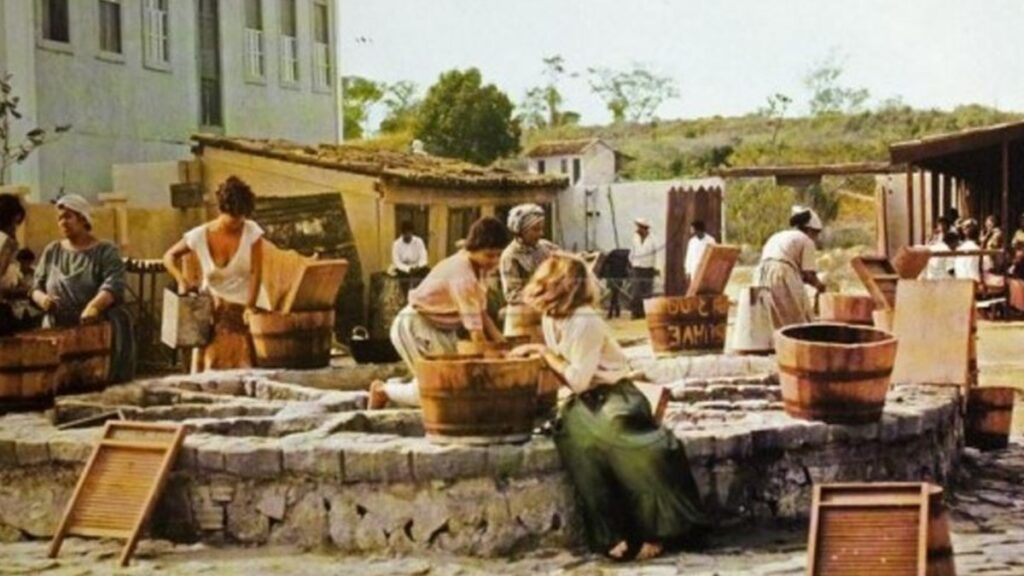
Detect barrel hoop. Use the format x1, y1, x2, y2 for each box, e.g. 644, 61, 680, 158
927, 546, 954, 559
778, 365, 892, 383
783, 399, 883, 411
252, 328, 332, 339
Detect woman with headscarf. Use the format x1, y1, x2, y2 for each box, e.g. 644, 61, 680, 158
163, 176, 265, 372
31, 194, 135, 382
499, 203, 558, 340
754, 206, 826, 328
369, 217, 509, 409
0, 194, 27, 336
510, 253, 708, 561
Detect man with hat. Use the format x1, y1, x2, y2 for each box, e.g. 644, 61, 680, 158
629, 217, 658, 319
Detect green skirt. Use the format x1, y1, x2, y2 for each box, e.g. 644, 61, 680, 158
554, 380, 709, 552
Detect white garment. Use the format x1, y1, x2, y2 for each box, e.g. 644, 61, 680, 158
630, 233, 658, 269
684, 233, 717, 277
955, 240, 982, 282
392, 235, 428, 273
542, 306, 630, 394
760, 229, 817, 272
923, 241, 954, 280
0, 231, 17, 290
183, 220, 264, 305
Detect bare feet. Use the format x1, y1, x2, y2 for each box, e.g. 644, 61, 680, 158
368, 380, 388, 410
607, 540, 629, 560
635, 541, 663, 561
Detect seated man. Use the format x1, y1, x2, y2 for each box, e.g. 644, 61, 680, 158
955, 220, 983, 289
923, 231, 959, 280
392, 221, 429, 276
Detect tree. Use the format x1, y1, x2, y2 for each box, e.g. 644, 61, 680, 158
587, 64, 679, 123
415, 68, 521, 165
804, 50, 869, 117
519, 55, 580, 130
341, 75, 384, 140
759, 92, 792, 150
379, 81, 420, 134
0, 74, 70, 185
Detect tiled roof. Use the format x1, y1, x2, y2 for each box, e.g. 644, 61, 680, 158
192, 134, 567, 190
524, 138, 603, 158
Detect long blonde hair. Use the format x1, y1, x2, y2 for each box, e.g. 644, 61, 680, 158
523, 253, 599, 317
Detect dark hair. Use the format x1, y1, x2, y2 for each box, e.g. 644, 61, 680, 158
963, 221, 980, 241
16, 248, 35, 262
400, 221, 414, 234
789, 210, 812, 229
216, 176, 256, 217
464, 216, 510, 251
691, 220, 706, 233
0, 194, 26, 230
943, 231, 961, 246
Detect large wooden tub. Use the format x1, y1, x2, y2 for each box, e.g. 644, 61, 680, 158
0, 336, 61, 413
775, 323, 898, 424
416, 355, 543, 445
33, 322, 112, 395
644, 295, 730, 355
818, 294, 875, 325
250, 310, 334, 369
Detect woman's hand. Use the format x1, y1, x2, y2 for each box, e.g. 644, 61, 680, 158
509, 343, 546, 358
243, 306, 257, 326
34, 292, 61, 312
80, 305, 102, 323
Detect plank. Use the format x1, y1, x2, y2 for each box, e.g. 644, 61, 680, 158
891, 246, 932, 279
685, 244, 741, 297
280, 259, 349, 313
851, 255, 899, 309
808, 483, 930, 576
49, 421, 186, 567
890, 279, 975, 387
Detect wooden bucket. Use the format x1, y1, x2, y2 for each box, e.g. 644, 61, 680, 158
249, 310, 334, 369
775, 323, 898, 424
454, 340, 561, 416
965, 386, 1015, 450
31, 322, 112, 395
0, 336, 61, 413
415, 355, 542, 445
644, 295, 730, 355
503, 304, 543, 342
926, 484, 956, 576
819, 294, 875, 325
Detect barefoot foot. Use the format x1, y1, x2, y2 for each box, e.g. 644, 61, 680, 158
635, 542, 663, 561
368, 380, 389, 410
607, 540, 629, 560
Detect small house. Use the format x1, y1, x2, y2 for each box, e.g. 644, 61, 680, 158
524, 138, 630, 187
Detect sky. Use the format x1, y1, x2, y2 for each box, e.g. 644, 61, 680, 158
339, 0, 1024, 126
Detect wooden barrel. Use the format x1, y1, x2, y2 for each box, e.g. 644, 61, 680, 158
775, 323, 898, 424
503, 304, 544, 342
644, 295, 730, 355
31, 322, 112, 395
0, 336, 61, 413
927, 484, 956, 576
819, 294, 875, 325
965, 386, 1015, 450
249, 310, 334, 369
416, 355, 542, 445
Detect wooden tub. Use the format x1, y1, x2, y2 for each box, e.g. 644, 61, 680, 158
818, 294, 875, 325
0, 336, 61, 413
31, 322, 112, 395
965, 386, 1015, 450
644, 295, 730, 355
775, 323, 898, 424
249, 310, 334, 369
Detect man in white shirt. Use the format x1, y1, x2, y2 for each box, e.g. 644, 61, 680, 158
629, 218, 658, 318
684, 220, 717, 286
392, 221, 429, 275
954, 220, 982, 287
923, 231, 959, 280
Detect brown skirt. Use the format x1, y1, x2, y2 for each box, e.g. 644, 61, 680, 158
193, 302, 253, 372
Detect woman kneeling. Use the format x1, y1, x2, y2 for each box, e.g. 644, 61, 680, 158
513, 253, 708, 561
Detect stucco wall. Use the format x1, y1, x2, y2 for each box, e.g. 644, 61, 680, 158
581, 145, 617, 187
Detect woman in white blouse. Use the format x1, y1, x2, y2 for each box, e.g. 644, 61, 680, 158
163, 177, 265, 371
511, 253, 708, 561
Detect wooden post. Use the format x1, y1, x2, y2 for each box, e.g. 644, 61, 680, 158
930, 171, 940, 236
1003, 140, 1011, 257
664, 186, 691, 297
876, 178, 889, 257
918, 170, 927, 245
906, 166, 915, 247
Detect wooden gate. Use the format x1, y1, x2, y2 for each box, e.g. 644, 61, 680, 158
664, 184, 724, 296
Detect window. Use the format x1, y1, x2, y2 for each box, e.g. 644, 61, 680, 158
447, 207, 481, 256
244, 0, 265, 80
395, 205, 430, 244
312, 0, 332, 89
560, 158, 568, 174
142, 0, 169, 67
40, 0, 70, 43
536, 160, 546, 175
572, 158, 581, 184
279, 0, 298, 84
98, 0, 122, 54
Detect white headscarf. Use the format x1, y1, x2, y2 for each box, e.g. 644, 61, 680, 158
791, 205, 822, 231
507, 203, 545, 235
55, 194, 93, 226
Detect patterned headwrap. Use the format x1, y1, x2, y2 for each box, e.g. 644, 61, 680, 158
55, 194, 93, 226
507, 203, 545, 235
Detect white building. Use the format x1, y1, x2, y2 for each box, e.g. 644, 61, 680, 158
0, 0, 340, 202
524, 138, 628, 187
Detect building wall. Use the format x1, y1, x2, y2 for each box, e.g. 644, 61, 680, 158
0, 0, 43, 195
528, 143, 618, 188
5, 0, 339, 203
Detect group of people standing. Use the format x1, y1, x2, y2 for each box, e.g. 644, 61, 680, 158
924, 211, 1024, 287
371, 204, 708, 560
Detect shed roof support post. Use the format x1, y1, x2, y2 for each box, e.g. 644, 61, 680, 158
1003, 140, 1011, 256
906, 165, 915, 247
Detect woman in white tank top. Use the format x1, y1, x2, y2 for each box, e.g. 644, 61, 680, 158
163, 177, 265, 371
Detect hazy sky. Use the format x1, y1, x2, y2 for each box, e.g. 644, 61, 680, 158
339, 0, 1024, 125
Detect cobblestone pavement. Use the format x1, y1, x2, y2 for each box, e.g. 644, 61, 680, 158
1, 441, 1021, 575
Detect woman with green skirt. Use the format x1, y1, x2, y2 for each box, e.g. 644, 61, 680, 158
511, 253, 708, 561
